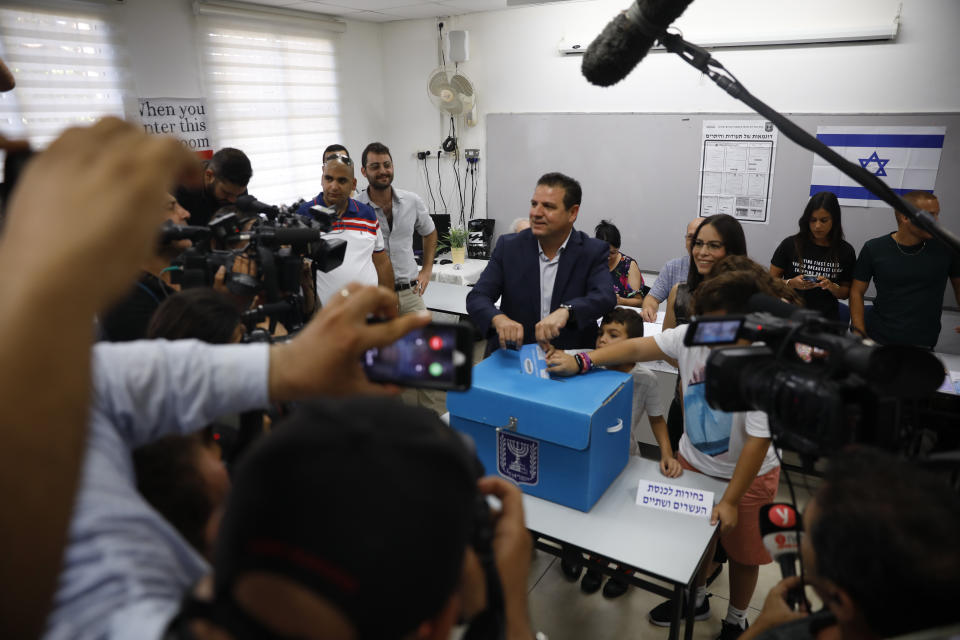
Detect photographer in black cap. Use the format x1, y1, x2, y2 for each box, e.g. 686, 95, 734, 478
168, 399, 536, 640
176, 147, 253, 227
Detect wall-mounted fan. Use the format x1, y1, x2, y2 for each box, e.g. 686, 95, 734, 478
427, 66, 477, 125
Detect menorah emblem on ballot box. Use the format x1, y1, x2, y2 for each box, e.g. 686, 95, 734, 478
507, 440, 529, 471
497, 425, 539, 486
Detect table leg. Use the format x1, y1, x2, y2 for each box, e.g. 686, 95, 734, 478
669, 583, 683, 640
684, 580, 698, 640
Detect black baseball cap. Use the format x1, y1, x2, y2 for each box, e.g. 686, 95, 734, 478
213, 397, 479, 639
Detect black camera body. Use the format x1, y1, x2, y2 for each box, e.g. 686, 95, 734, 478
685, 294, 946, 457
167, 198, 346, 332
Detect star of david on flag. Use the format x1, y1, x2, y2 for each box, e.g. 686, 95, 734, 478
809, 125, 945, 208
859, 151, 890, 177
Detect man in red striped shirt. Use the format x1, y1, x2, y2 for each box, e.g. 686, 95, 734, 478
297, 155, 395, 305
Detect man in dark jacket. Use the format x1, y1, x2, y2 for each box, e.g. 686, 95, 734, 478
467, 172, 615, 355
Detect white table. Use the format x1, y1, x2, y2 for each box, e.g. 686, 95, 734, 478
430, 255, 488, 286
524, 457, 726, 640
422, 281, 472, 316
440, 409, 724, 640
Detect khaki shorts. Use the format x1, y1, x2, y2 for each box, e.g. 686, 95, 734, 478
397, 285, 427, 315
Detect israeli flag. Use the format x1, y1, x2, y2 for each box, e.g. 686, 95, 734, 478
809, 125, 946, 208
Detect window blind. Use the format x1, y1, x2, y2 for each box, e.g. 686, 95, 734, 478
0, 5, 129, 150
197, 14, 343, 205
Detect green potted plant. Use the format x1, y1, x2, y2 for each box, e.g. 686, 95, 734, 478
440, 226, 468, 264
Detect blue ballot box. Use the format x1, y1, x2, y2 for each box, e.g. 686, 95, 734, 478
447, 349, 633, 512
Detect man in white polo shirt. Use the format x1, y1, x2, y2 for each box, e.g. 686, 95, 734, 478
296, 155, 395, 305
356, 142, 437, 316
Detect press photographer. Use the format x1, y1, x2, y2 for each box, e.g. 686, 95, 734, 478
175, 147, 252, 227
44, 282, 539, 640
166, 399, 535, 640
683, 279, 958, 639
100, 192, 195, 342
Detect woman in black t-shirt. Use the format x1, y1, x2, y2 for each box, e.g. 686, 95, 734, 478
770, 191, 856, 319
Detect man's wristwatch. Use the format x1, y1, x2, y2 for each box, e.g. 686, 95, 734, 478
559, 303, 576, 326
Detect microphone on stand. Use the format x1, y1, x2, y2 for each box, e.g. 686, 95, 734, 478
581, 0, 697, 87
758, 502, 808, 610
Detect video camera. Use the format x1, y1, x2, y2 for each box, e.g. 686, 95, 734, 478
166, 196, 346, 331
684, 293, 948, 458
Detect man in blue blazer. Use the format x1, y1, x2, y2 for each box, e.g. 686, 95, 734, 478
467, 172, 616, 355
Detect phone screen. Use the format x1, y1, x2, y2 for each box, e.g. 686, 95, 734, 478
363, 323, 471, 390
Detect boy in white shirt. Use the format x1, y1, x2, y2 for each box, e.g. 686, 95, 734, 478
548, 266, 783, 640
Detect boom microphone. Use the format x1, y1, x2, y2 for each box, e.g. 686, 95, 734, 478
581, 0, 696, 87
758, 503, 806, 609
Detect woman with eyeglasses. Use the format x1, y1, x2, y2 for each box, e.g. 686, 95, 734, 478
770, 191, 856, 320
663, 214, 747, 331
595, 219, 646, 307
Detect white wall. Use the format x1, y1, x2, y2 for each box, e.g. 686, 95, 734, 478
380, 0, 960, 222
115, 0, 203, 99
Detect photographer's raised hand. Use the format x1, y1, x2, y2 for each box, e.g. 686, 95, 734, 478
268, 283, 431, 401
2, 117, 193, 309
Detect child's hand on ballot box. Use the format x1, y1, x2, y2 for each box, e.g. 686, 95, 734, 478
546, 350, 579, 376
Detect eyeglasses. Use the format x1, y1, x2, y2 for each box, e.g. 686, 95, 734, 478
324, 154, 352, 166
365, 161, 392, 171
692, 240, 725, 251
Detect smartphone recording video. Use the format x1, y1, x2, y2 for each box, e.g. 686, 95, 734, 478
364, 321, 472, 390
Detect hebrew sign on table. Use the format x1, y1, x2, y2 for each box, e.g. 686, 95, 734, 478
636, 480, 714, 519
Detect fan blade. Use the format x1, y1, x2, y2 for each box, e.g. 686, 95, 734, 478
450, 74, 474, 97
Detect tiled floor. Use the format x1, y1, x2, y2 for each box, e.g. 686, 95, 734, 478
521, 465, 822, 640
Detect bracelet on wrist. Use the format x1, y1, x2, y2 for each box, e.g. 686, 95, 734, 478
573, 353, 584, 373
580, 352, 593, 373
